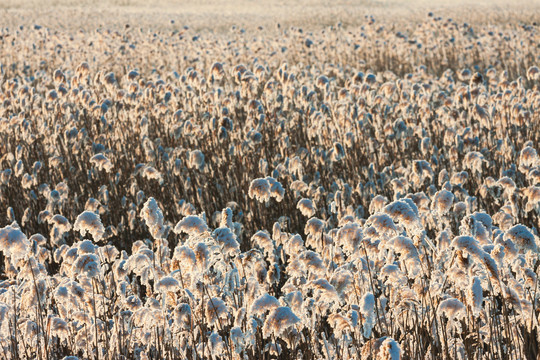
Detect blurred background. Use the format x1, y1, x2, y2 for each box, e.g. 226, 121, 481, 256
1, 0, 539, 31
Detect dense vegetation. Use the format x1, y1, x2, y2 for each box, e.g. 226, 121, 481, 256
0, 7, 539, 359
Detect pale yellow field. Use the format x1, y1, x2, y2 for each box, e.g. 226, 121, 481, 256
1, 0, 540, 31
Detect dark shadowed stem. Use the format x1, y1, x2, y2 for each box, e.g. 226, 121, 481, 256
92, 279, 100, 360
203, 286, 233, 360
361, 242, 388, 335
29, 258, 49, 360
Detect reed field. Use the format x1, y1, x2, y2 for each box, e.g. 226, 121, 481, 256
0, 1, 539, 359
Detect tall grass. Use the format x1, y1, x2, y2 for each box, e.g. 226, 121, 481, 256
0, 7, 539, 360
